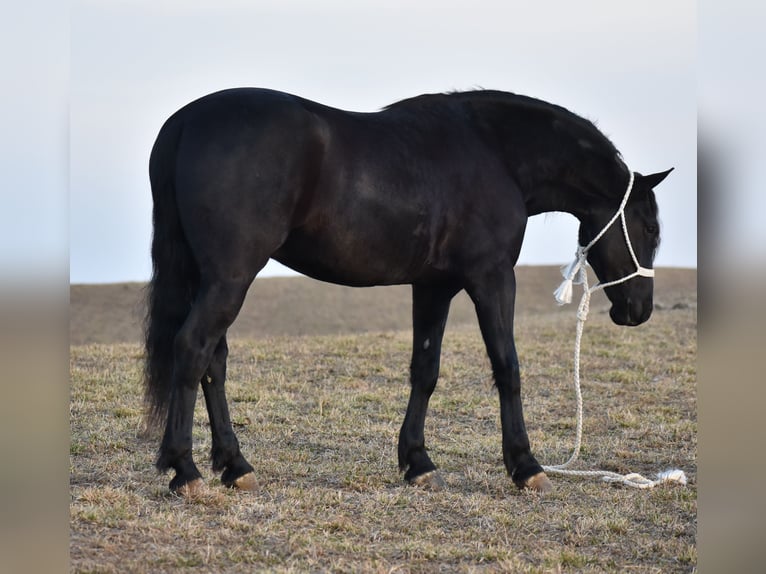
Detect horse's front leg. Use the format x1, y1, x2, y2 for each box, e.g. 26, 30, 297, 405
398, 283, 460, 489
466, 268, 552, 493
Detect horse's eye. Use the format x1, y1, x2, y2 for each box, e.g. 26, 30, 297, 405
645, 224, 658, 235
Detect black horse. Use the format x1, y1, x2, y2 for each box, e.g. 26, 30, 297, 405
144, 88, 672, 495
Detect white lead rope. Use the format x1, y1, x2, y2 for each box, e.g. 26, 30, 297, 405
544, 170, 687, 489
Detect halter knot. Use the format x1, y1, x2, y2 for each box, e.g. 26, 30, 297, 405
554, 246, 588, 306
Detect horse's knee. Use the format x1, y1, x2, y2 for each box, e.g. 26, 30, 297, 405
410, 353, 440, 393
494, 361, 521, 394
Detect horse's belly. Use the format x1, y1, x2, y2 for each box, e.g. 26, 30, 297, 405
272, 226, 429, 287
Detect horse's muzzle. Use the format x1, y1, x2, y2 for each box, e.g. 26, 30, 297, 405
609, 298, 653, 327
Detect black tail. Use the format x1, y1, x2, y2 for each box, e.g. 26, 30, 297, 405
144, 115, 198, 430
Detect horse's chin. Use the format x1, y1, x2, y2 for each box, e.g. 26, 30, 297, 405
609, 303, 652, 327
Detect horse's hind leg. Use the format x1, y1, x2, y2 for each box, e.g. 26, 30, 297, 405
201, 335, 257, 490
157, 278, 253, 494
398, 283, 460, 489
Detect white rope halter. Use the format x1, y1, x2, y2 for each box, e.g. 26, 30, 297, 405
544, 170, 687, 489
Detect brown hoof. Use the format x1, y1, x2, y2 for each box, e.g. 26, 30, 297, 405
173, 477, 205, 497
409, 470, 446, 491
232, 472, 258, 491
523, 472, 553, 493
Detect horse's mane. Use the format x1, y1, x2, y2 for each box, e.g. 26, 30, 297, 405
385, 90, 623, 194
386, 90, 609, 141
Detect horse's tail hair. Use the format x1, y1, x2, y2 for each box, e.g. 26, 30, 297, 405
143, 115, 198, 431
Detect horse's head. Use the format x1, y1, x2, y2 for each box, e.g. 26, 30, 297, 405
578, 169, 673, 326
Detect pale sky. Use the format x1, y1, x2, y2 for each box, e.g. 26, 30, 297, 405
69, 0, 697, 283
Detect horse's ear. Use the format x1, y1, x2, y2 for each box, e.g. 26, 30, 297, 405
637, 168, 674, 190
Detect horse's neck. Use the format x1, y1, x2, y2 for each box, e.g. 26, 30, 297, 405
465, 96, 621, 220
517, 165, 592, 219
514, 156, 625, 219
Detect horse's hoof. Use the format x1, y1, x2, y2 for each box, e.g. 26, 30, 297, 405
231, 472, 258, 491
409, 470, 446, 491
523, 472, 553, 493
172, 477, 205, 497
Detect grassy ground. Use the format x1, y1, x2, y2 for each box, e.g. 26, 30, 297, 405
70, 273, 696, 572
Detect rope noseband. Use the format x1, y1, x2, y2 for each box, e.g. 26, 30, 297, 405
544, 171, 687, 489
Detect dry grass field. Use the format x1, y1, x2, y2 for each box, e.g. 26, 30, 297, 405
70, 267, 696, 572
